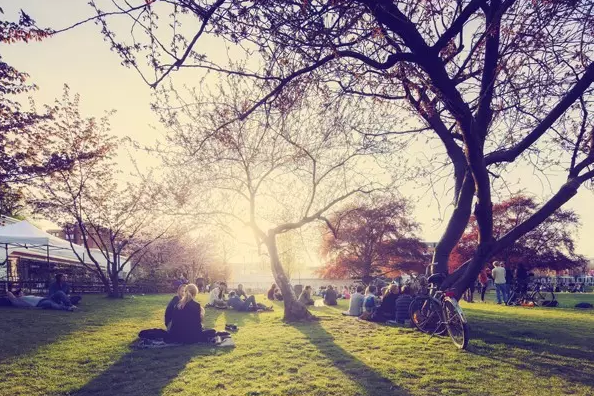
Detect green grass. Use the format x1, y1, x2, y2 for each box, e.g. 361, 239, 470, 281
1, 293, 593, 396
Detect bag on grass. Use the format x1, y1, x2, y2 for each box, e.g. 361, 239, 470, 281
575, 302, 593, 309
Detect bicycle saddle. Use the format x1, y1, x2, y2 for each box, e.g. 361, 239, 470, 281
427, 273, 446, 285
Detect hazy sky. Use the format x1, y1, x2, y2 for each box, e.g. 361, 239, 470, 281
2, 1, 593, 259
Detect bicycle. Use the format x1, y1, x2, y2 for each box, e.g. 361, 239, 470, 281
506, 280, 556, 307
409, 263, 470, 350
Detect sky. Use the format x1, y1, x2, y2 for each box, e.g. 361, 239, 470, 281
2, 0, 593, 261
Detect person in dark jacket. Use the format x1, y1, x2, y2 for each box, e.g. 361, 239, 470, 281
167, 284, 216, 344
323, 285, 338, 306
267, 284, 283, 301
375, 284, 399, 321
48, 274, 81, 306
165, 284, 187, 328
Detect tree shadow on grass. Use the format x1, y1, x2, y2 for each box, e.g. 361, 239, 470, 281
469, 312, 594, 388
0, 296, 167, 362
73, 309, 232, 396
292, 320, 411, 396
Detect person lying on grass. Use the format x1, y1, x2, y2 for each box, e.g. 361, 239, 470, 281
6, 289, 76, 311
342, 285, 364, 316
323, 285, 338, 306
298, 285, 315, 306
165, 284, 187, 328
227, 291, 272, 312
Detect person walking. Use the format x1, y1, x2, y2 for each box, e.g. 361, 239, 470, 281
492, 262, 508, 304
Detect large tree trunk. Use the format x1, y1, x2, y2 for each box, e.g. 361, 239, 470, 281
264, 234, 315, 322
108, 264, 123, 298
432, 172, 475, 275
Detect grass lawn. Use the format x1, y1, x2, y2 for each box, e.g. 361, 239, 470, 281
1, 292, 593, 396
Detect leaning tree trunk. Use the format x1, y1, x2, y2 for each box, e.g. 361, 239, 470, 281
432, 173, 475, 275
265, 234, 315, 322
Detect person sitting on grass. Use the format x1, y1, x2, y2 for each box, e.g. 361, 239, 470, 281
267, 284, 283, 301
6, 289, 76, 311
208, 282, 228, 308
167, 284, 216, 343
49, 273, 81, 306
375, 284, 400, 321
235, 284, 248, 300
342, 286, 351, 300
228, 291, 271, 312
298, 285, 315, 306
165, 284, 186, 328
323, 285, 338, 306
359, 286, 378, 320
343, 285, 364, 316
393, 285, 413, 325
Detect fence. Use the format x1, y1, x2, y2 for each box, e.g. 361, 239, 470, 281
0, 280, 175, 296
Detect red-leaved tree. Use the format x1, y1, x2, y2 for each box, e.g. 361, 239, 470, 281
319, 198, 426, 283
450, 195, 588, 273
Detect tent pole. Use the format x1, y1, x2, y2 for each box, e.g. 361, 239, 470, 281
3, 243, 7, 292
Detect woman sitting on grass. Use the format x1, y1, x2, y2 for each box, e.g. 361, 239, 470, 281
374, 284, 400, 321
167, 284, 216, 343
298, 285, 315, 306
208, 282, 228, 309
165, 284, 186, 328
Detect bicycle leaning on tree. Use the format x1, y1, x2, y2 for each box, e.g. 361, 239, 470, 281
409, 263, 470, 350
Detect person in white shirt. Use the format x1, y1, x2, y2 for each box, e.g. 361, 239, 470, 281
343, 285, 365, 316
208, 282, 227, 308
491, 261, 508, 304
6, 289, 75, 311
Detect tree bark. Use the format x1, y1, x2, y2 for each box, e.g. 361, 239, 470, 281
432, 171, 475, 275
265, 234, 315, 322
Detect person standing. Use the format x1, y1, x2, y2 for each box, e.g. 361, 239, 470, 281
478, 269, 489, 303
492, 262, 508, 304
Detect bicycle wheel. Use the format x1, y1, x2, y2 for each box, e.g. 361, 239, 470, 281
532, 290, 556, 307
409, 296, 446, 335
443, 298, 469, 350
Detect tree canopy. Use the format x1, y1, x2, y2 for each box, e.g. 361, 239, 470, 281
319, 197, 426, 283
450, 195, 588, 273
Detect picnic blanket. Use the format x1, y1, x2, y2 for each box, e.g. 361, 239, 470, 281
132, 336, 235, 349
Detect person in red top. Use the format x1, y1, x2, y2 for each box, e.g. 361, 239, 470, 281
478, 269, 489, 303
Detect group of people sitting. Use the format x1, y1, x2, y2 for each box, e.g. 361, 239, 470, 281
3, 274, 81, 312
343, 284, 413, 324
206, 282, 272, 312
297, 285, 340, 306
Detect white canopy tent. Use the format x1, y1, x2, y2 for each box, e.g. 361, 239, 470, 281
0, 220, 116, 282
